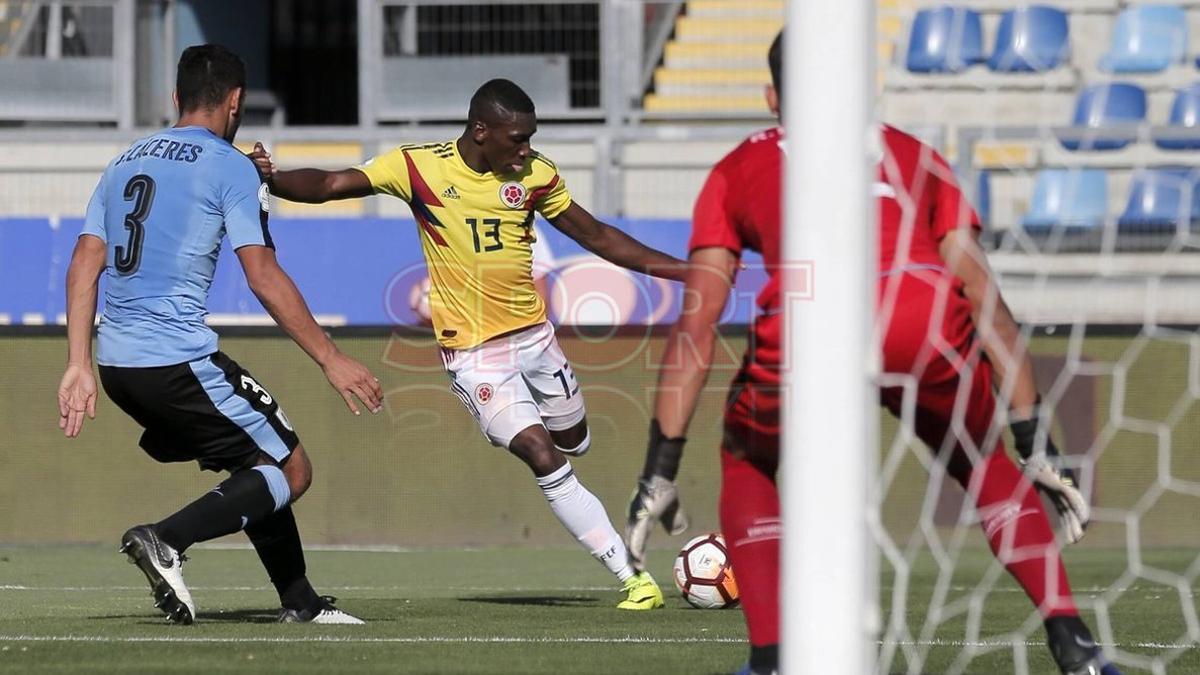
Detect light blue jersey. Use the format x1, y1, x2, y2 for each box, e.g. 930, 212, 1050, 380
81, 126, 271, 367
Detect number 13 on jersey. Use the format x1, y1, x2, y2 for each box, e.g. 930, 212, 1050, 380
467, 217, 503, 253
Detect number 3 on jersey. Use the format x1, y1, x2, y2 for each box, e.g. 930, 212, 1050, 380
468, 217, 503, 253
115, 174, 156, 275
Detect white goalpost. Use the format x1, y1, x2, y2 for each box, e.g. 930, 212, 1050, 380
781, 1, 1200, 673
782, 1, 877, 673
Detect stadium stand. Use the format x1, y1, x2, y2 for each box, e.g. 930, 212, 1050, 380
644, 0, 782, 116
1154, 82, 1200, 149
1060, 82, 1148, 150
987, 5, 1071, 72
0, 2, 127, 125
1117, 167, 1200, 229
1021, 168, 1109, 228
1098, 4, 1190, 73
904, 6, 985, 73
1, 0, 1197, 252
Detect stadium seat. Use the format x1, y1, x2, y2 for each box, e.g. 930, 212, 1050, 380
1117, 167, 1200, 229
1098, 5, 1189, 73
1154, 83, 1200, 150
975, 170, 992, 227
905, 7, 985, 73
1021, 169, 1109, 228
1060, 83, 1147, 151
988, 6, 1070, 73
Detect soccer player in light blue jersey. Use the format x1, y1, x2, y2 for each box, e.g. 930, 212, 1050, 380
57, 44, 382, 625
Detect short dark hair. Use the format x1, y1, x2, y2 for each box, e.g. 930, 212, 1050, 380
768, 31, 783, 99
468, 78, 535, 125
176, 44, 246, 113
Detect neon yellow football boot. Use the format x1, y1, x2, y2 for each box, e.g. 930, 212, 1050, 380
617, 571, 664, 610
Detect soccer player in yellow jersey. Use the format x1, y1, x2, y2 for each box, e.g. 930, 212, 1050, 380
253, 79, 686, 609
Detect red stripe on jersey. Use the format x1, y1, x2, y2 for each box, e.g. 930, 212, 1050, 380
405, 151, 444, 207
400, 150, 449, 246
414, 210, 449, 247
524, 175, 560, 211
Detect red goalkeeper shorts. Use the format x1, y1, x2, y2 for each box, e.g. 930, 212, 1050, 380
723, 314, 782, 455
721, 272, 1005, 467
879, 269, 1005, 470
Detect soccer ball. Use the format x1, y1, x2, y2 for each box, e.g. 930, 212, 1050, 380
672, 532, 739, 609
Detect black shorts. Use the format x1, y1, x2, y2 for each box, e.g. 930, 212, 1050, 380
99, 351, 300, 473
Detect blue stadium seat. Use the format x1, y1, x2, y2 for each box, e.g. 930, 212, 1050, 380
975, 170, 992, 227
1060, 83, 1147, 151
1117, 167, 1200, 229
1021, 169, 1108, 228
1098, 5, 1189, 73
905, 7, 985, 73
1154, 83, 1200, 150
988, 6, 1070, 73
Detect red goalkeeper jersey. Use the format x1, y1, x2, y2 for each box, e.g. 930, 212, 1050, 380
689, 126, 785, 316
687, 125, 980, 373
875, 125, 980, 274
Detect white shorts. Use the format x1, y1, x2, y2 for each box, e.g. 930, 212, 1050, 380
441, 322, 587, 448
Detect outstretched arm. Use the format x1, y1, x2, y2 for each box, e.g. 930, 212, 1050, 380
271, 167, 373, 204
237, 245, 382, 415
249, 142, 373, 204
938, 229, 1038, 418
58, 234, 106, 437
549, 202, 688, 282
625, 246, 736, 570
653, 247, 738, 437
940, 228, 1089, 542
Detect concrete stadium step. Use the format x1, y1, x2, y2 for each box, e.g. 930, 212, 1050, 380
664, 55, 768, 69
644, 93, 770, 115
674, 16, 782, 43
663, 49, 895, 74
662, 42, 772, 61
664, 42, 772, 69
655, 82, 767, 98
877, 14, 906, 42
654, 67, 771, 87
686, 0, 783, 19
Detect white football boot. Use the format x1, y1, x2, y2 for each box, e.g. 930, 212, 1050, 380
120, 525, 196, 625
278, 596, 365, 625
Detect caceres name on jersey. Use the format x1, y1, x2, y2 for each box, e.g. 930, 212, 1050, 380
81, 126, 272, 367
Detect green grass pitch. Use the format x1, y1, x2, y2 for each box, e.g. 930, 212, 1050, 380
0, 545, 1195, 673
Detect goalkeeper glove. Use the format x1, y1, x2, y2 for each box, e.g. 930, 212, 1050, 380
625, 420, 689, 571
1010, 404, 1089, 544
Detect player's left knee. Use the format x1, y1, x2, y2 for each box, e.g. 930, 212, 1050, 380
288, 468, 312, 501
280, 446, 312, 502
551, 423, 590, 456
507, 426, 565, 475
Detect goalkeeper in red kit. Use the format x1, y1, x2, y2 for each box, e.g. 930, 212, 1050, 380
625, 32, 1121, 675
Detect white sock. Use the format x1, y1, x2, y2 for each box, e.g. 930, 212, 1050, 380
537, 462, 636, 584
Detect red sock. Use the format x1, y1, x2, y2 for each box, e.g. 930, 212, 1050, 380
719, 449, 781, 647
956, 451, 1078, 618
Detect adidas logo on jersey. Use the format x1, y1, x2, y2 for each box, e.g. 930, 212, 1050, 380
441, 186, 461, 200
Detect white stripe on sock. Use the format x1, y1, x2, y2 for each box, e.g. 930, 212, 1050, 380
536, 462, 633, 583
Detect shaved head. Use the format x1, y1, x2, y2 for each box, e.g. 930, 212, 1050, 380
468, 78, 536, 126
768, 30, 783, 101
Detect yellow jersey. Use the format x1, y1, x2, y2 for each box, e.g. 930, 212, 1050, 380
358, 140, 573, 349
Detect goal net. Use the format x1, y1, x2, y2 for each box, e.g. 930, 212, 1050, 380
790, 2, 1200, 674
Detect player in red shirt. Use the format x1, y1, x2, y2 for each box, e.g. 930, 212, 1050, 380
625, 32, 1120, 675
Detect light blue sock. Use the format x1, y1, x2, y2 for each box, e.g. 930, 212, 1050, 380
252, 465, 292, 512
